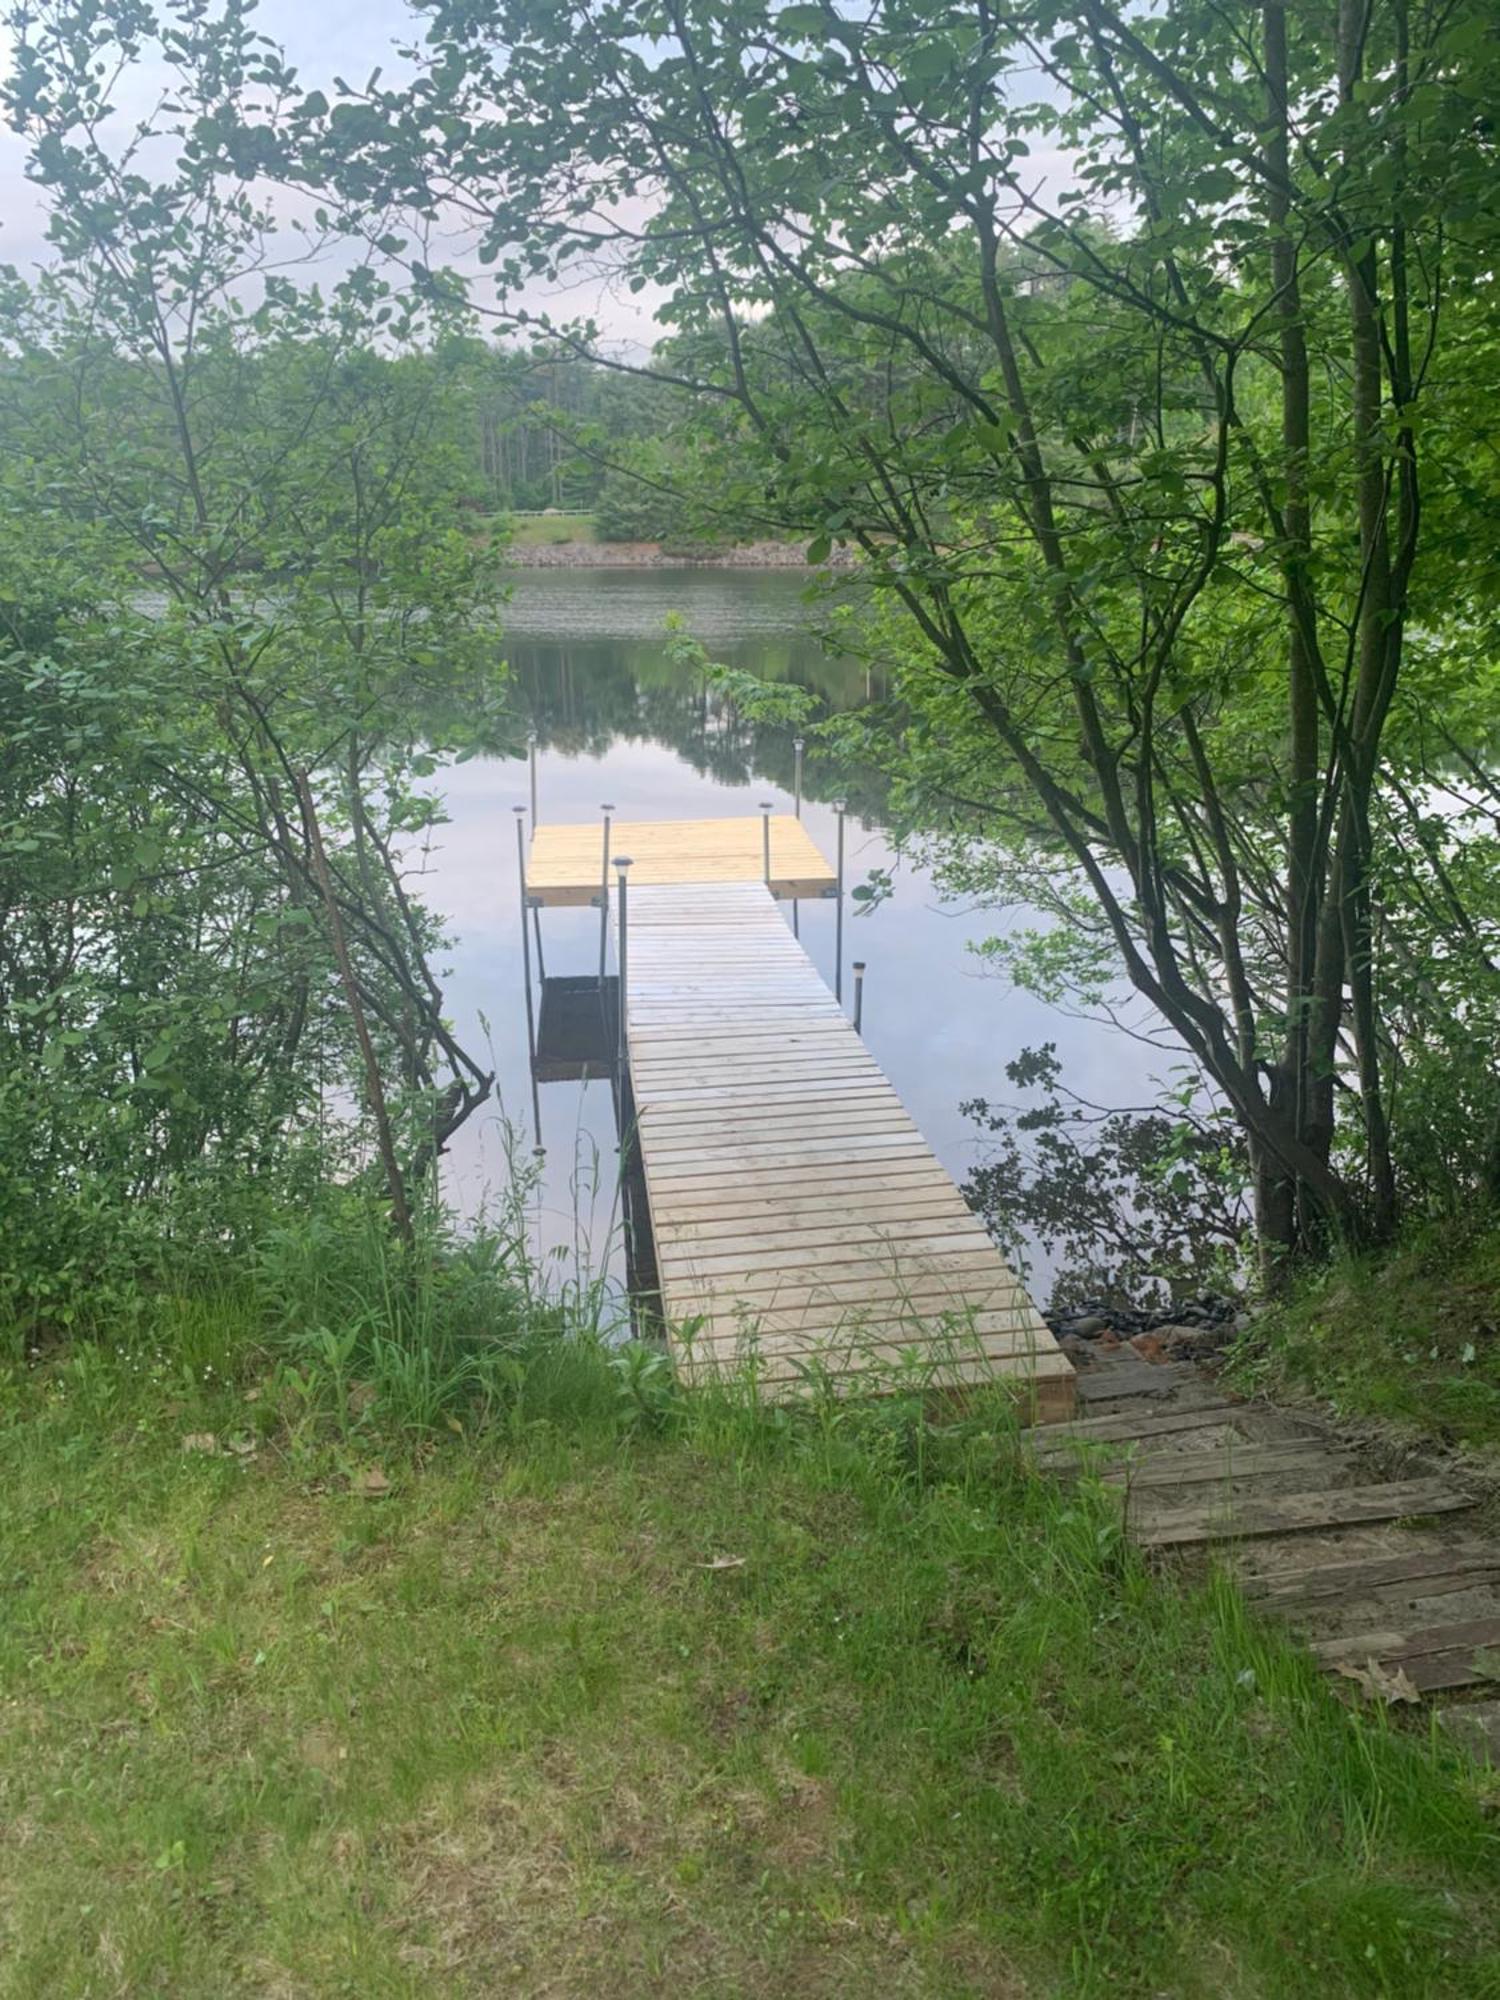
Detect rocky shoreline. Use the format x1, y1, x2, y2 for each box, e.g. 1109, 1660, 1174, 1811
506, 537, 852, 570
1044, 1293, 1251, 1366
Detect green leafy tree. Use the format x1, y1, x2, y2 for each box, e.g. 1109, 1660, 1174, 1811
0, 0, 508, 1315
322, 0, 1500, 1267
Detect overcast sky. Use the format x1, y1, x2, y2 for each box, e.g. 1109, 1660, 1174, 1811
0, 3, 388, 261
0, 0, 1073, 352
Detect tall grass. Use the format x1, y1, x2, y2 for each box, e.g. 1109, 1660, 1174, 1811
0, 1120, 630, 1443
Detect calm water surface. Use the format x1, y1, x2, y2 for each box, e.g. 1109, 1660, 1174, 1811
421, 570, 1166, 1293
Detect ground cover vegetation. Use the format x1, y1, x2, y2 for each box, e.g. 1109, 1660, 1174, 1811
5, 1299, 1500, 2000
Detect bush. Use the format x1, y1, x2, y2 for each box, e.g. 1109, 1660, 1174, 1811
592, 464, 686, 541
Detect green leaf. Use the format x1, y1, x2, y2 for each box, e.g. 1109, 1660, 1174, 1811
777, 5, 826, 38
903, 40, 954, 82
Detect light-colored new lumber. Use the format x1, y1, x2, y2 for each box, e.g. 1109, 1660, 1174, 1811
617, 878, 1074, 1417
528, 814, 835, 904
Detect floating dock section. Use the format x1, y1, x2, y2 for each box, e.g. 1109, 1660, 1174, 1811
528, 813, 834, 905
525, 811, 1075, 1417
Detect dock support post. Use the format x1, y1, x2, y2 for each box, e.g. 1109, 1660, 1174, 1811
597, 803, 614, 985
791, 740, 804, 937
834, 802, 846, 1006
514, 806, 543, 1147
615, 856, 633, 1074
853, 959, 866, 1034
528, 732, 539, 826
760, 801, 773, 886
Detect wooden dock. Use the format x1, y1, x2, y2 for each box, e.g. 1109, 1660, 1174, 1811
615, 876, 1075, 1416
528, 813, 834, 905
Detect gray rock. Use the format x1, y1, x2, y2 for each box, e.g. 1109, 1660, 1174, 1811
1156, 1322, 1231, 1360
1057, 1333, 1099, 1364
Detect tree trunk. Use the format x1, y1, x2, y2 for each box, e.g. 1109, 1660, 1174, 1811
1265, 1, 1329, 1254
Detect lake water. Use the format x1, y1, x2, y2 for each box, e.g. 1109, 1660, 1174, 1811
420, 569, 1168, 1298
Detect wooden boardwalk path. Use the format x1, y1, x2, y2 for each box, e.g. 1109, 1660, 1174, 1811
1032, 1346, 1496, 1711
619, 880, 1075, 1415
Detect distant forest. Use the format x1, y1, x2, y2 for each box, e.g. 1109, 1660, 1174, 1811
472, 354, 610, 512
469, 352, 706, 541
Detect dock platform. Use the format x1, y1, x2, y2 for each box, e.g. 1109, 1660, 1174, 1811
528, 813, 834, 905
617, 877, 1075, 1416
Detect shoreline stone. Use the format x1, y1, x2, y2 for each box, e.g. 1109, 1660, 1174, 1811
504, 537, 855, 570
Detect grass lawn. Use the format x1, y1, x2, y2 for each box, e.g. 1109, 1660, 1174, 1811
506, 511, 598, 546
3, 1335, 1499, 1998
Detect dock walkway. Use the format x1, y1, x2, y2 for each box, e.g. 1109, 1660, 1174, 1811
619, 879, 1074, 1415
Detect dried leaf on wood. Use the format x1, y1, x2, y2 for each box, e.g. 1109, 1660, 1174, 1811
1336, 1657, 1422, 1704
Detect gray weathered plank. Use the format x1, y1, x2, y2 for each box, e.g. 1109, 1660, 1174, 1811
1243, 1545, 1500, 1609
1131, 1478, 1475, 1550
1027, 1402, 1251, 1453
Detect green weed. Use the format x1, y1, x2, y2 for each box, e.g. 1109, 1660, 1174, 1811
1229, 1216, 1500, 1452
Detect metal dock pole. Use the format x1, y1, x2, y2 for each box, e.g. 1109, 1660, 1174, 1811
834, 801, 847, 1006
760, 800, 773, 886
853, 959, 866, 1034
525, 739, 546, 975
792, 739, 804, 937
514, 805, 542, 1147
597, 803, 614, 985
614, 856, 633, 1074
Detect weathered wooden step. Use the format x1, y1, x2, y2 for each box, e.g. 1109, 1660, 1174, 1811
1130, 1478, 1475, 1550
1074, 1359, 1198, 1402
1314, 1613, 1500, 1669
1027, 1402, 1251, 1453
1100, 1443, 1351, 1491
1389, 1651, 1500, 1695
1242, 1544, 1500, 1611
1327, 1619, 1500, 1696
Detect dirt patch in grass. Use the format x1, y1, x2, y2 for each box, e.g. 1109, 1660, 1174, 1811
384, 1764, 1020, 1999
